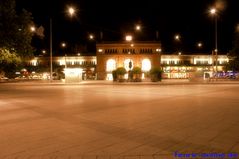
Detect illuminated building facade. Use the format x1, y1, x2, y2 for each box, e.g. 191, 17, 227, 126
161, 54, 228, 78
29, 42, 229, 80
29, 56, 96, 79
96, 42, 162, 80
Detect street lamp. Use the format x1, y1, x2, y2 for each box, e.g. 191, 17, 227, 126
210, 7, 218, 77
174, 34, 180, 41
49, 6, 76, 81
197, 42, 203, 48
174, 34, 181, 54
61, 42, 67, 69
89, 34, 94, 40
61, 42, 66, 48
50, 18, 53, 81
30, 26, 36, 32
135, 25, 141, 31
68, 7, 76, 17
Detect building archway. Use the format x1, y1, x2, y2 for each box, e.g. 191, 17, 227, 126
124, 59, 133, 71
106, 59, 116, 72
142, 59, 151, 72
106, 59, 116, 80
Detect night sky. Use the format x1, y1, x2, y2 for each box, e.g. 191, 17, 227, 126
16, 0, 239, 55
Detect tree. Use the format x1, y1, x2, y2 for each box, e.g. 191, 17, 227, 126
0, 0, 34, 60
0, 48, 21, 78
131, 67, 142, 82
116, 67, 127, 76
226, 25, 239, 71
150, 67, 162, 82
114, 67, 127, 82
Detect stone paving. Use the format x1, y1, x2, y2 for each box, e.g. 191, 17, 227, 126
0, 82, 239, 158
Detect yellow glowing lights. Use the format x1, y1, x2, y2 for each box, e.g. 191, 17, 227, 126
64, 68, 83, 83
89, 34, 94, 40
135, 25, 141, 31
156, 48, 162, 52
61, 42, 66, 48
175, 34, 180, 41
125, 35, 133, 41
197, 42, 203, 48
30, 26, 36, 32
68, 7, 76, 16
210, 8, 217, 15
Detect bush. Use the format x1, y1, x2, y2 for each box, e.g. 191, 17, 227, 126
150, 67, 162, 82
112, 67, 127, 82
116, 67, 127, 75
132, 67, 142, 74
132, 67, 142, 82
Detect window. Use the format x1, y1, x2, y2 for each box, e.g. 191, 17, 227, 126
142, 59, 151, 72
106, 59, 116, 72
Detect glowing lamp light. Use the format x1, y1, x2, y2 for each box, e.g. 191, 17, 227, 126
89, 34, 94, 40
175, 34, 180, 41
125, 35, 133, 41
68, 7, 76, 16
136, 25, 141, 31
210, 8, 217, 15
197, 42, 203, 48
156, 48, 162, 52
30, 26, 36, 32
61, 42, 66, 48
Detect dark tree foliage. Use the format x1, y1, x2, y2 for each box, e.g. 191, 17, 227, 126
0, 0, 34, 60
226, 26, 239, 71
0, 48, 21, 78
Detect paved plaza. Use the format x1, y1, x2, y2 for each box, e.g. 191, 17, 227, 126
0, 82, 239, 158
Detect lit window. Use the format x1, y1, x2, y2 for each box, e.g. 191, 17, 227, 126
106, 59, 116, 72
142, 59, 151, 72
106, 73, 113, 80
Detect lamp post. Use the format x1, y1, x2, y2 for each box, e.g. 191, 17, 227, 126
174, 34, 180, 41
89, 34, 94, 40
210, 8, 218, 77
49, 6, 76, 82
135, 25, 141, 31
174, 34, 181, 54
50, 18, 53, 81
197, 42, 203, 48
30, 26, 36, 32
61, 42, 67, 70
